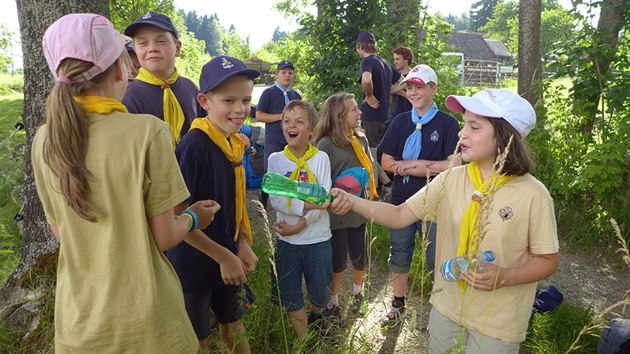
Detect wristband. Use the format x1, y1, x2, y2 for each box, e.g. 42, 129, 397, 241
180, 209, 199, 232
178, 213, 194, 233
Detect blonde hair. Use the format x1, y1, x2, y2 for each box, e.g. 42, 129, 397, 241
43, 56, 122, 222
315, 92, 362, 148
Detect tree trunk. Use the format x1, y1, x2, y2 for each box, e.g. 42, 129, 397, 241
0, 0, 108, 339
517, 0, 542, 107
573, 0, 626, 135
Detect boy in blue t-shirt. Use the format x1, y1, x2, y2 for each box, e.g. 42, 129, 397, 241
122, 11, 203, 147
168, 56, 260, 352
255, 60, 302, 208
377, 64, 460, 325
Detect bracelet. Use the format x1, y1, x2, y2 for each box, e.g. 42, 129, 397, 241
178, 213, 194, 233
180, 209, 199, 232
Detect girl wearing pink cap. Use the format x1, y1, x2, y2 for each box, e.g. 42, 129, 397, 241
329, 89, 559, 353
33, 13, 220, 353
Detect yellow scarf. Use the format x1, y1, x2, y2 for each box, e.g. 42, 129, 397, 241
136, 67, 184, 148
74, 96, 128, 114
457, 161, 511, 291
283, 144, 319, 208
190, 118, 252, 245
350, 133, 377, 200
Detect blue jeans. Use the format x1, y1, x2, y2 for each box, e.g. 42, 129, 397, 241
271, 240, 332, 312
388, 221, 436, 276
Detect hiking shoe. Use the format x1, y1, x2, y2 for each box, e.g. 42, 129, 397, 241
308, 314, 332, 338
352, 293, 365, 316
382, 300, 405, 326
322, 305, 343, 327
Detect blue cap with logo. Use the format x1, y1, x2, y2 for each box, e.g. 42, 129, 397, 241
276, 60, 294, 71
199, 56, 261, 93
124, 11, 178, 39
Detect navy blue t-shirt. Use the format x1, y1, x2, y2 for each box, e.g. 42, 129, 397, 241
378, 110, 460, 205
123, 76, 204, 139
358, 55, 401, 122
167, 129, 238, 292
391, 72, 413, 119
257, 85, 302, 145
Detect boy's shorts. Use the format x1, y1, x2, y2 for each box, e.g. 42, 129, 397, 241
271, 239, 332, 313
184, 284, 250, 340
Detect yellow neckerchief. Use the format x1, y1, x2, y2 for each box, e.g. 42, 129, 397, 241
283, 144, 319, 208
136, 67, 184, 148
190, 118, 252, 245
456, 161, 511, 291
349, 132, 377, 200
74, 96, 128, 114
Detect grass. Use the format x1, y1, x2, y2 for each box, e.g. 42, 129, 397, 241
0, 94, 24, 285
0, 73, 23, 95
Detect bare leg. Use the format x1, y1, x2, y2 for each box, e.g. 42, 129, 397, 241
392, 272, 409, 297
219, 321, 250, 354
288, 307, 308, 338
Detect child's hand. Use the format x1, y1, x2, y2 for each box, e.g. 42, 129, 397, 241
238, 238, 258, 275
304, 201, 330, 210
273, 218, 307, 236
329, 188, 352, 215
189, 200, 221, 230
238, 133, 251, 148
364, 95, 380, 109
462, 263, 505, 291
219, 251, 247, 285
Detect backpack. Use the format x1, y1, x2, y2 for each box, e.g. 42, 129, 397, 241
598, 318, 630, 354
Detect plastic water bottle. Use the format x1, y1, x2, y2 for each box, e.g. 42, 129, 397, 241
441, 250, 496, 282
261, 172, 332, 205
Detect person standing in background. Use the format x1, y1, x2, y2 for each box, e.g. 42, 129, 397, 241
256, 60, 302, 209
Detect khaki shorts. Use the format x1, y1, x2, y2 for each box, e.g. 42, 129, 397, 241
428, 307, 520, 354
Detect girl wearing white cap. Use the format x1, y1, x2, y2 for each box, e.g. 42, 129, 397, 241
329, 89, 559, 353
33, 13, 220, 353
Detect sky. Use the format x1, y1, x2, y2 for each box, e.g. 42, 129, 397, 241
1, 0, 577, 70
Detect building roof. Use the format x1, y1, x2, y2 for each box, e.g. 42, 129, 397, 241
446, 32, 498, 61
485, 39, 511, 59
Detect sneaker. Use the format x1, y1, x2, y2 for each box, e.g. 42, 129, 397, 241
308, 314, 332, 337
352, 293, 365, 315
322, 305, 343, 327
382, 300, 405, 326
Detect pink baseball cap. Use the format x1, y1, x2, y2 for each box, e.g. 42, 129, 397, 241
42, 13, 128, 82
401, 64, 438, 86
445, 88, 536, 137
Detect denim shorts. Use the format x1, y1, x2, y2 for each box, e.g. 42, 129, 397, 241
388, 220, 436, 274
271, 239, 333, 312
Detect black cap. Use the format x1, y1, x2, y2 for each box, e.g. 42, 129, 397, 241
124, 11, 178, 39
199, 56, 261, 93
276, 60, 294, 71
124, 41, 134, 52
356, 31, 376, 43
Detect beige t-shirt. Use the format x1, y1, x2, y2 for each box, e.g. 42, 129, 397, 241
406, 165, 559, 343
32, 111, 198, 353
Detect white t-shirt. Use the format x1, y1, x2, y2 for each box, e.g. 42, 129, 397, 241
267, 150, 332, 245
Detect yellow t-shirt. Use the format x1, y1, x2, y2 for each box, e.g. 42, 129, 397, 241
32, 111, 198, 353
406, 165, 559, 343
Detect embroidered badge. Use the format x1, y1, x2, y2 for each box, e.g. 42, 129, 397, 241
499, 206, 513, 221
430, 130, 439, 142
221, 57, 234, 69
141, 12, 152, 19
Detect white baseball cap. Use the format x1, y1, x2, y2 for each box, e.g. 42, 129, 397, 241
445, 89, 536, 137
401, 64, 438, 85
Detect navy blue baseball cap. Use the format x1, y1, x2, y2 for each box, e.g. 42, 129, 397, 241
356, 31, 376, 43
276, 60, 294, 71
124, 11, 178, 39
124, 41, 134, 52
199, 56, 260, 93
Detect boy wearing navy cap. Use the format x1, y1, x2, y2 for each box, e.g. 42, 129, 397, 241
167, 56, 260, 352
256, 60, 302, 208
123, 11, 203, 148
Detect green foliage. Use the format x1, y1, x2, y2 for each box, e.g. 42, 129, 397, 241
223, 27, 253, 62
109, 0, 176, 32
182, 10, 224, 56
524, 304, 599, 353
481, 1, 576, 62
0, 95, 24, 285
469, 0, 499, 31
0, 25, 13, 73
0, 73, 23, 94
